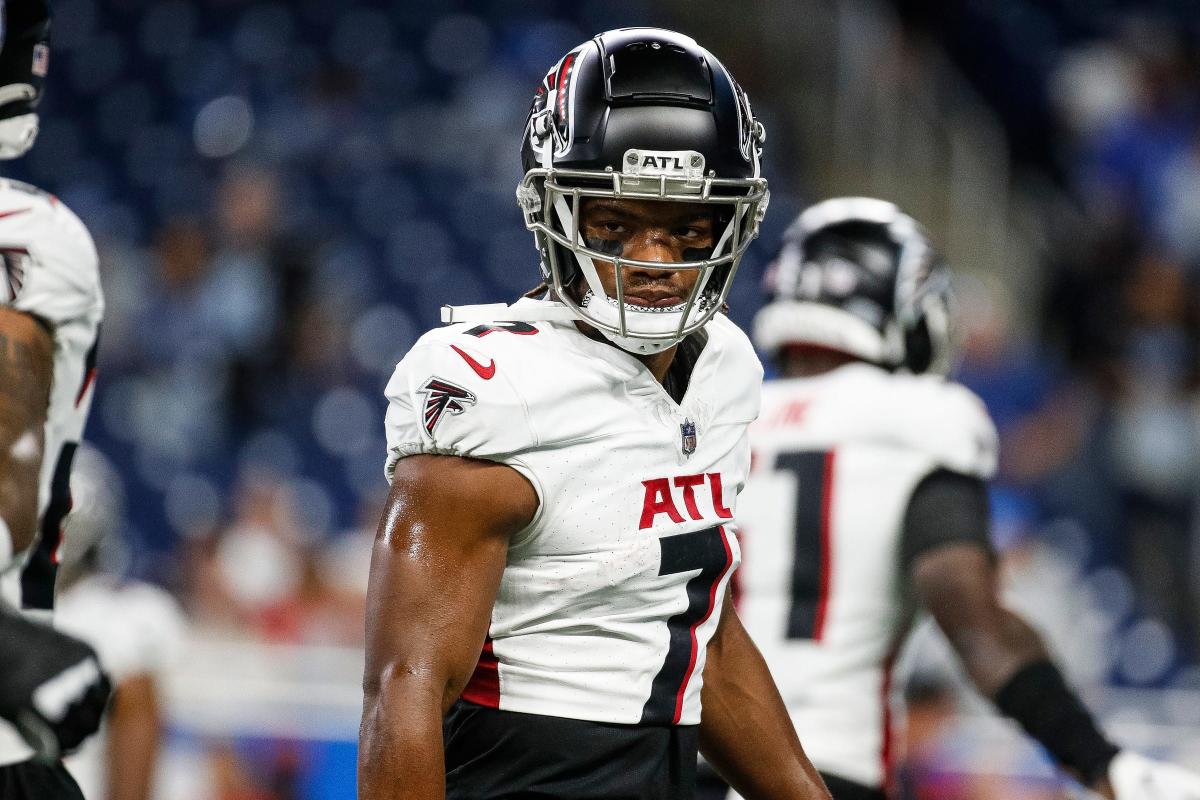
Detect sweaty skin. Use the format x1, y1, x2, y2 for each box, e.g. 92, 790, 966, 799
0, 307, 53, 558
360, 197, 831, 800
359, 456, 537, 800
104, 673, 162, 800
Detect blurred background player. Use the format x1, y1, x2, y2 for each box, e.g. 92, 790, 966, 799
711, 196, 1200, 800
54, 448, 185, 800
0, 0, 115, 796
360, 27, 830, 800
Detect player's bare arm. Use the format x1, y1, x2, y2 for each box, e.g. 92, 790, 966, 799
0, 307, 53, 557
912, 540, 1118, 798
359, 454, 537, 800
104, 674, 160, 800
700, 589, 831, 799
910, 543, 1045, 694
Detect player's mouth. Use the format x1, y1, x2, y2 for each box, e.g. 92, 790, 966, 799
623, 290, 685, 309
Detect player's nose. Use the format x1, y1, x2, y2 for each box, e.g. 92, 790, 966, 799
623, 228, 683, 267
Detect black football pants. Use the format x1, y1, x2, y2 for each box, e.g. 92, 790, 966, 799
0, 760, 84, 800
444, 700, 698, 799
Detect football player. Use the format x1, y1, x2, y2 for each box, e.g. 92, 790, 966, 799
55, 449, 187, 800
359, 28, 831, 800
727, 196, 1200, 800
0, 2, 113, 797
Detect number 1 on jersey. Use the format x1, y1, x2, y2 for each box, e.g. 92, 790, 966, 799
774, 451, 835, 641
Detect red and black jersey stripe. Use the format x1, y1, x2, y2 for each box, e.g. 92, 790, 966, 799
21, 442, 75, 611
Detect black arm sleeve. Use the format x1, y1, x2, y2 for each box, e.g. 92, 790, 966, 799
904, 472, 1119, 785
994, 661, 1119, 785
899, 468, 992, 570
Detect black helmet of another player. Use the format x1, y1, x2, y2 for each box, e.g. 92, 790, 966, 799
58, 447, 129, 586
0, 0, 50, 159
517, 28, 769, 355
753, 197, 954, 374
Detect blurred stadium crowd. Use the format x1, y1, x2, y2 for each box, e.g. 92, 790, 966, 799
12, 0, 1200, 797
904, 0, 1200, 686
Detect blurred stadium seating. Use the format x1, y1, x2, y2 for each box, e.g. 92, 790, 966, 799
15, 0, 1200, 796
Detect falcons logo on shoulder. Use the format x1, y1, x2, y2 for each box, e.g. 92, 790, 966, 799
0, 246, 29, 303
418, 377, 477, 437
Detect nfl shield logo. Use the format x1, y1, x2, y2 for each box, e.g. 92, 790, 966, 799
31, 44, 49, 78
680, 419, 697, 457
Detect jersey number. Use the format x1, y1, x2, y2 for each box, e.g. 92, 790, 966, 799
640, 526, 733, 725
464, 321, 538, 337
774, 451, 835, 641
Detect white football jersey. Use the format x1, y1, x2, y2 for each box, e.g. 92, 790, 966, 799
736, 363, 997, 788
57, 576, 186, 799
383, 299, 760, 725
0, 180, 103, 764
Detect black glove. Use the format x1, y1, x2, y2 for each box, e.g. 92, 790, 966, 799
0, 607, 112, 760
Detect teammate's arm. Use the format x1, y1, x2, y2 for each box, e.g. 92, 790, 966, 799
358, 454, 537, 800
699, 588, 831, 800
0, 307, 53, 561
104, 673, 161, 800
906, 470, 1119, 799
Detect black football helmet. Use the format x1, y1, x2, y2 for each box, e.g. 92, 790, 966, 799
0, 0, 50, 159
753, 197, 954, 374
516, 28, 768, 354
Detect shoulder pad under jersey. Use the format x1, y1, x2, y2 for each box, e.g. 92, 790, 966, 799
763, 364, 998, 479
872, 370, 998, 479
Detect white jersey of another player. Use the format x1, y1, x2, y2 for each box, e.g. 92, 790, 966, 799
0, 179, 103, 763
57, 575, 186, 799
736, 363, 997, 788
384, 298, 760, 725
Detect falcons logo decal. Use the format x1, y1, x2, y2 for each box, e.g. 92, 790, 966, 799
418, 377, 477, 437
0, 246, 29, 303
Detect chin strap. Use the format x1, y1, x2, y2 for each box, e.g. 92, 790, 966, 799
552, 193, 606, 299
441, 302, 580, 325
440, 301, 679, 355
